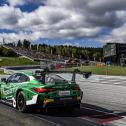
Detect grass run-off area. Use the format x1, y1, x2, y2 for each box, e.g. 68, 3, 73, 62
0, 57, 39, 66
63, 66, 126, 76
0, 70, 4, 74
0, 57, 126, 76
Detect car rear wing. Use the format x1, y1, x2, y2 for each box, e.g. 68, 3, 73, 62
34, 68, 92, 83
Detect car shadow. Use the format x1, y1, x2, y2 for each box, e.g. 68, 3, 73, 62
36, 103, 123, 121
1, 101, 125, 123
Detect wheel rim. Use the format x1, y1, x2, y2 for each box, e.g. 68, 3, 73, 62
17, 94, 25, 110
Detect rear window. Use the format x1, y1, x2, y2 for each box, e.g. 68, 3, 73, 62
34, 74, 68, 84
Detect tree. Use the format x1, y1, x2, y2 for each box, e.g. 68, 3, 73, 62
93, 52, 101, 61
84, 50, 90, 60
17, 40, 22, 47
23, 39, 30, 49
2, 47, 17, 57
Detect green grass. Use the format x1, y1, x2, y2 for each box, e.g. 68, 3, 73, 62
0, 57, 39, 66
61, 66, 126, 76
0, 70, 4, 74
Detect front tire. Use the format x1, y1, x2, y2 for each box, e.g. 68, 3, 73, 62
16, 91, 28, 112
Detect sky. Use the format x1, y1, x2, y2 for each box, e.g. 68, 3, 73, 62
0, 0, 126, 47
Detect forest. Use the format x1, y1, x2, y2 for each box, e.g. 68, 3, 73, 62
2, 39, 103, 61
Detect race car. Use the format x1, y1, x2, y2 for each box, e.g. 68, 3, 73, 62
0, 69, 91, 112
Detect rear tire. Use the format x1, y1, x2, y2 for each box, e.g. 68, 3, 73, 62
75, 104, 80, 109
40, 107, 49, 114
16, 91, 28, 112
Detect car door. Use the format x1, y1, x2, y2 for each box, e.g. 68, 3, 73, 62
3, 74, 21, 104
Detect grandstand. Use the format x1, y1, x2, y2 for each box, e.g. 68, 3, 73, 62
2, 45, 68, 64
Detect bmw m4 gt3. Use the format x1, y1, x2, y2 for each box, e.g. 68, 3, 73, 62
0, 69, 91, 112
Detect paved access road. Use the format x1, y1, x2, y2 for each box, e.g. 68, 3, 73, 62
1, 74, 126, 126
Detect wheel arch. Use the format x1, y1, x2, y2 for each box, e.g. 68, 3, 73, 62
15, 89, 23, 100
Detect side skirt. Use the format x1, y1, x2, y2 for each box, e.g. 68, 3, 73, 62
0, 99, 13, 106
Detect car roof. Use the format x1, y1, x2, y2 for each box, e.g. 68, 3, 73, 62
19, 69, 45, 76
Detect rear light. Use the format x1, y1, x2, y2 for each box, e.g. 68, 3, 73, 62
48, 88, 56, 92
34, 88, 56, 93
34, 88, 47, 93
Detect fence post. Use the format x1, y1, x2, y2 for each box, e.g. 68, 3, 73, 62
106, 62, 108, 75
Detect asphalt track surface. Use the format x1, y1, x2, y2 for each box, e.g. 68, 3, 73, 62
1, 74, 126, 126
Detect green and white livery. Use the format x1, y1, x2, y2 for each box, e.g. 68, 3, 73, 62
0, 69, 91, 112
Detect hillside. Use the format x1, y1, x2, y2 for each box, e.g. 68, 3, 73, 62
0, 57, 39, 66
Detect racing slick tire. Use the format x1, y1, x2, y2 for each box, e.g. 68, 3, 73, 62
75, 104, 80, 109
16, 91, 28, 113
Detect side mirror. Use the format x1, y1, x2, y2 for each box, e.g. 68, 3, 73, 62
83, 72, 92, 79
1, 78, 7, 83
